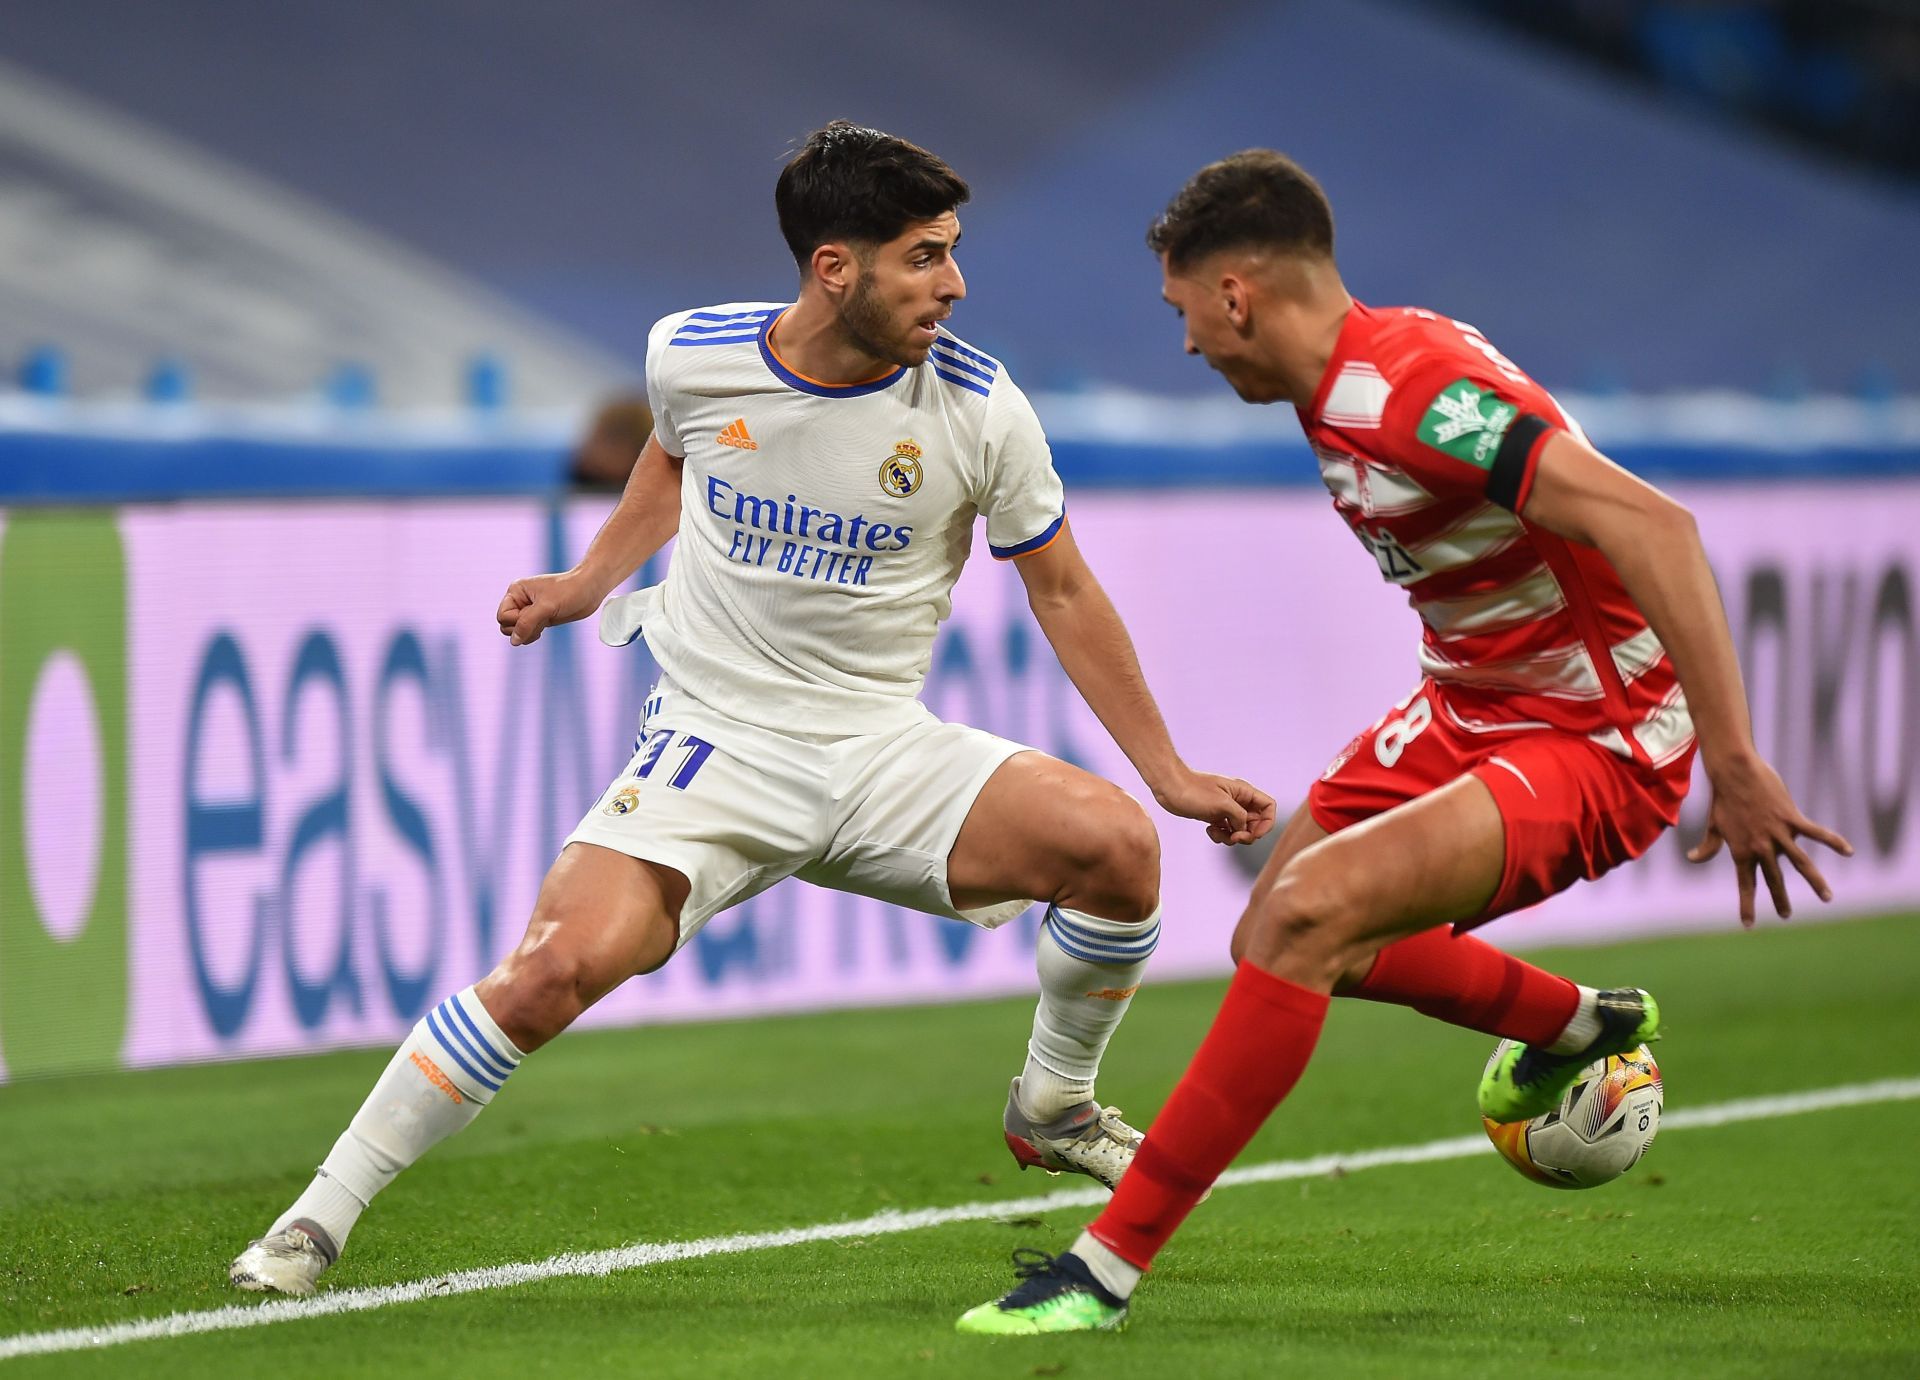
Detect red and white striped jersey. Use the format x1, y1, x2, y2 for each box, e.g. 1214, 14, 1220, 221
1297, 302, 1694, 770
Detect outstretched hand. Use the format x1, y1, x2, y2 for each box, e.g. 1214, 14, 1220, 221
496, 571, 602, 646
1152, 769, 1277, 846
1687, 753, 1853, 926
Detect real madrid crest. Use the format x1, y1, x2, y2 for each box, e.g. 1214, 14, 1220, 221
604, 784, 641, 817
879, 440, 923, 498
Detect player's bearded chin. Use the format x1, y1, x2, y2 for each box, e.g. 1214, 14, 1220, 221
838, 268, 913, 368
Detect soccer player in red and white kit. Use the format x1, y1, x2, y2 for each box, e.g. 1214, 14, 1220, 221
959, 150, 1853, 1334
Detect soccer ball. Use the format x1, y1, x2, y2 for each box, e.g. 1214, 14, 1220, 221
1481, 1043, 1662, 1189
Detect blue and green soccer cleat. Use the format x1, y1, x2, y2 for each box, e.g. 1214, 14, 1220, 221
955, 1249, 1129, 1335
1478, 987, 1662, 1123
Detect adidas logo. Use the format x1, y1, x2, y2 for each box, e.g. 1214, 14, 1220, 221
716, 418, 758, 451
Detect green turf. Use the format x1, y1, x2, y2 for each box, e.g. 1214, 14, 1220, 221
3, 914, 1917, 1377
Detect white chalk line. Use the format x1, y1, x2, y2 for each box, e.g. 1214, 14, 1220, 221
4, 1075, 1916, 1362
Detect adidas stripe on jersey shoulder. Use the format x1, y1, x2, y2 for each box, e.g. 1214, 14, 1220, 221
929, 328, 1003, 403
661, 302, 785, 351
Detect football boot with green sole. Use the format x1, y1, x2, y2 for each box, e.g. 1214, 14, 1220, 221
1478, 988, 1662, 1123
956, 1249, 1129, 1336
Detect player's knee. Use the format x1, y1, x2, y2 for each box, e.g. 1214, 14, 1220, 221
478, 966, 566, 1052
482, 939, 597, 1049
488, 883, 663, 1047
1237, 866, 1364, 984
1076, 794, 1161, 923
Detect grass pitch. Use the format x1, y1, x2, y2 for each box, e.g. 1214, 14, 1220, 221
3, 913, 1917, 1377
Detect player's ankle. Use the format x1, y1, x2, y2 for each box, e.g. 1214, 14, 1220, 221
1547, 986, 1603, 1054
1018, 1061, 1095, 1122
1070, 1230, 1143, 1302
269, 1168, 368, 1252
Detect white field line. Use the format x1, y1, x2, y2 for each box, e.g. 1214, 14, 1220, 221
4, 1075, 1916, 1362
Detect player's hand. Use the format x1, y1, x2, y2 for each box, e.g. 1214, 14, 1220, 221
1151, 769, 1277, 846
496, 571, 603, 646
1687, 751, 1853, 926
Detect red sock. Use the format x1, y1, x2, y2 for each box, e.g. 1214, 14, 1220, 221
1348, 926, 1577, 1045
1088, 962, 1329, 1270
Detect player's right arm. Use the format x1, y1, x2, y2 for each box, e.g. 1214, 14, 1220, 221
496, 431, 684, 646
1519, 430, 1853, 925
501, 311, 692, 646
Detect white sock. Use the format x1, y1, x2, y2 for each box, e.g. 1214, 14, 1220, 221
270, 987, 524, 1249
1547, 986, 1604, 1054
1019, 905, 1160, 1122
1071, 1229, 1144, 1301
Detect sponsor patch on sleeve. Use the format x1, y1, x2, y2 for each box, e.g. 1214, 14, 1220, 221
1415, 378, 1519, 469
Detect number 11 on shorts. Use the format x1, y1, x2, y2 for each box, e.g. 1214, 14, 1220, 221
634, 730, 716, 790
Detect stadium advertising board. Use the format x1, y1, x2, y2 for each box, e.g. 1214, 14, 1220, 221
1, 483, 1915, 1079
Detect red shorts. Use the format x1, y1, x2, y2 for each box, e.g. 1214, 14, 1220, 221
1306, 682, 1695, 928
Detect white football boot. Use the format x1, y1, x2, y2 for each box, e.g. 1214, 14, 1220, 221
1001, 1077, 1144, 1192
229, 1219, 339, 1296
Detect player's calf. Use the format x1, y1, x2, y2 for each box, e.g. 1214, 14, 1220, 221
1009, 903, 1160, 1180
948, 760, 1164, 1179
228, 847, 677, 1295
228, 986, 526, 1294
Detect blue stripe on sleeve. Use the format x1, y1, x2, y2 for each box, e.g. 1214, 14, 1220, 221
685, 308, 783, 324
425, 1008, 503, 1091
935, 334, 999, 370
989, 511, 1065, 559
933, 366, 992, 398
669, 333, 763, 348
675, 313, 779, 334
929, 346, 995, 384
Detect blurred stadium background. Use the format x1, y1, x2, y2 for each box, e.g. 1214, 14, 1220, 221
0, 1, 1916, 1370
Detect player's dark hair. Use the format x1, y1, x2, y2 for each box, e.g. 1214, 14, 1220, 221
776, 121, 970, 267
1147, 150, 1335, 269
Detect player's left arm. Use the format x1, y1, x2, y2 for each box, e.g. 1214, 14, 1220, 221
1012, 520, 1275, 846
1520, 430, 1853, 922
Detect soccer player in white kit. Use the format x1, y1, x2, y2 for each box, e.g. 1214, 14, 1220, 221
231, 122, 1275, 1296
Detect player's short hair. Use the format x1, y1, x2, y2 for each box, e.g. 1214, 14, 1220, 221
1148, 150, 1335, 270
776, 121, 970, 267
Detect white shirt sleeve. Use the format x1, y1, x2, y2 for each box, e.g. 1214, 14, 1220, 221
979, 374, 1067, 559
643, 313, 688, 457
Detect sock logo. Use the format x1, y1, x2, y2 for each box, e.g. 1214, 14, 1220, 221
409, 1049, 464, 1104
1083, 984, 1141, 1002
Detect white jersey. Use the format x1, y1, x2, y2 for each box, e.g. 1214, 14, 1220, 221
629, 301, 1066, 735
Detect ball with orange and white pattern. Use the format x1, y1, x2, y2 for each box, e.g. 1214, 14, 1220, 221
1482, 1044, 1663, 1190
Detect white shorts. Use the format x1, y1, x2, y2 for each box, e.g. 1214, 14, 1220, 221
565, 676, 1037, 946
